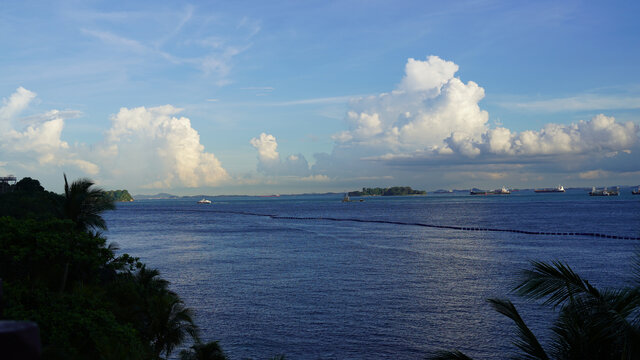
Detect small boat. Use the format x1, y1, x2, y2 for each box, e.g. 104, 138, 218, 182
197, 198, 212, 204
589, 187, 619, 196
632, 187, 640, 195
342, 193, 352, 202
534, 185, 565, 193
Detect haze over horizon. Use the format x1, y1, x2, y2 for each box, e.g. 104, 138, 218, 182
2, 1, 639, 195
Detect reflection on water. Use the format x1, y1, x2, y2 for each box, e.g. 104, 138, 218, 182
104, 192, 640, 359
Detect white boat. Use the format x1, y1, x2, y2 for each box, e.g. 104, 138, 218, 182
197, 198, 212, 204
342, 193, 352, 202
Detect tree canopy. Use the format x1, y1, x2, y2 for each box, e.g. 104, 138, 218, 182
348, 186, 426, 196
0, 175, 201, 360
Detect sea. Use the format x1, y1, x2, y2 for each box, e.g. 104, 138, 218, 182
103, 189, 640, 359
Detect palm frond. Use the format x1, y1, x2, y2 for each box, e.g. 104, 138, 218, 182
106, 241, 120, 252
514, 260, 600, 307
63, 173, 115, 231
488, 298, 549, 360
632, 249, 640, 288
428, 350, 474, 360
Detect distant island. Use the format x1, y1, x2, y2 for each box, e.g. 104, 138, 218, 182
133, 192, 180, 200
348, 186, 427, 196
104, 189, 134, 202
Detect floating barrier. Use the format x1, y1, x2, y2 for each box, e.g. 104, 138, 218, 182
185, 209, 640, 241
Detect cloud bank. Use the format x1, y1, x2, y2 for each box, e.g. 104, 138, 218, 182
442, 114, 637, 158
258, 56, 639, 187
0, 87, 228, 191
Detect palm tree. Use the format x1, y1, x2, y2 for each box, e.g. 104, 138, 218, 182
126, 265, 198, 359
63, 173, 115, 232
430, 257, 640, 360
150, 292, 199, 359
59, 174, 115, 292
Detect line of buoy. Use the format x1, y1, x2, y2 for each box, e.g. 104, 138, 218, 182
200, 210, 640, 241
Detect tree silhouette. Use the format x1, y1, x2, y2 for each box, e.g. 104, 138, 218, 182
63, 173, 115, 232
179, 341, 228, 360
430, 257, 640, 360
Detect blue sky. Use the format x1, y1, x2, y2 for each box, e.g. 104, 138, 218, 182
1, 0, 639, 194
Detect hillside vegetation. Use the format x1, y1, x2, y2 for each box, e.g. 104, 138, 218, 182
348, 186, 426, 196
0, 176, 226, 360
104, 189, 134, 202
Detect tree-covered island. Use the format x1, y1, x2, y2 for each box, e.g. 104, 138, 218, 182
104, 189, 134, 202
348, 186, 427, 196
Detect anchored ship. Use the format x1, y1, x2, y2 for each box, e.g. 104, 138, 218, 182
470, 187, 510, 195
589, 187, 619, 196
534, 185, 565, 193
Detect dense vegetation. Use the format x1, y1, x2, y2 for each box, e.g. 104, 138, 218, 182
104, 189, 134, 202
348, 186, 426, 196
0, 177, 64, 219
0, 176, 226, 360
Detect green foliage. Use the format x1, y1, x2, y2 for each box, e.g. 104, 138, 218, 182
107, 265, 199, 360
0, 175, 212, 360
0, 217, 113, 290
5, 283, 148, 360
104, 189, 134, 202
15, 177, 45, 192
0, 187, 64, 220
0, 217, 149, 359
348, 186, 426, 196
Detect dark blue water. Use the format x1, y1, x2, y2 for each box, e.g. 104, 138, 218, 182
103, 190, 640, 359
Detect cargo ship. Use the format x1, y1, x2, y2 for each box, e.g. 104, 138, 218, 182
589, 187, 619, 196
470, 187, 510, 195
534, 185, 565, 193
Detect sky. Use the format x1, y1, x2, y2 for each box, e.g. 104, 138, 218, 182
1, 0, 639, 195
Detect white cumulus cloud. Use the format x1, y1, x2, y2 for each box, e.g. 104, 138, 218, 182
250, 133, 310, 177
0, 87, 99, 175
443, 114, 638, 157
332, 55, 489, 154
0, 87, 36, 122
0, 87, 229, 191
101, 105, 229, 188
311, 55, 640, 186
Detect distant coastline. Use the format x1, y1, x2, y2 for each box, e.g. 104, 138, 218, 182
132, 185, 640, 199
